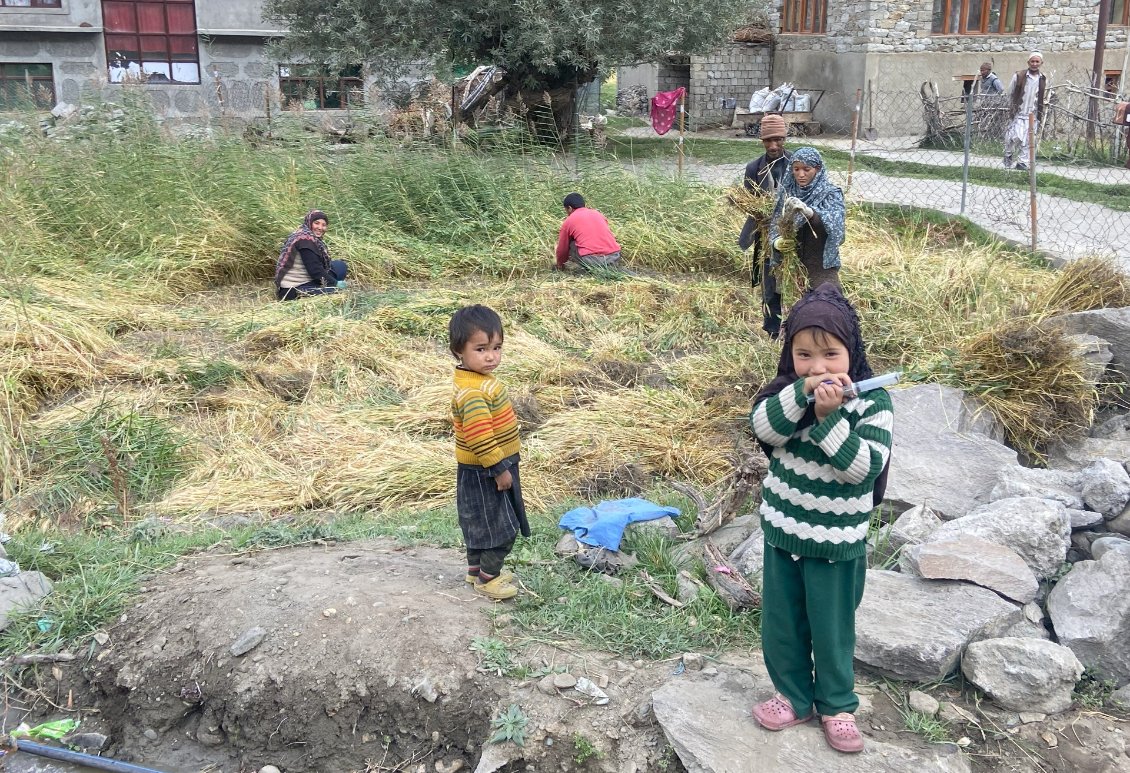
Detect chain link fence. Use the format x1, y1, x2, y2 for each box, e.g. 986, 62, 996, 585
787, 72, 1130, 264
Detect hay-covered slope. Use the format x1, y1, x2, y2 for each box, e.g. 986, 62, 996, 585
0, 132, 1114, 525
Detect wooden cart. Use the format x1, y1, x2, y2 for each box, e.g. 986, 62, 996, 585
731, 88, 826, 137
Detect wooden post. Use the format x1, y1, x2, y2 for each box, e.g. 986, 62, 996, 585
1089, 0, 1112, 141
847, 88, 862, 190
677, 90, 686, 177
1028, 113, 1037, 253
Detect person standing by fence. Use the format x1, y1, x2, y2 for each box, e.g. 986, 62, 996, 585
975, 62, 1004, 97
1003, 53, 1046, 171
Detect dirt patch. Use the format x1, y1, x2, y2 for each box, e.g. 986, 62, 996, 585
33, 540, 679, 773
11, 539, 1128, 773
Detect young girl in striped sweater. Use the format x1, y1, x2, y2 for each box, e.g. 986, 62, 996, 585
449, 305, 529, 601
748, 283, 893, 754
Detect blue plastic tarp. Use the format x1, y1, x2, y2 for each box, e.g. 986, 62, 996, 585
558, 498, 680, 552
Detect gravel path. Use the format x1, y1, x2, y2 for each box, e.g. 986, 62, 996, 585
627, 156, 1130, 269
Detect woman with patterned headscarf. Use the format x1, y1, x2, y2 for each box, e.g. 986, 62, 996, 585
762, 147, 846, 338
273, 210, 349, 301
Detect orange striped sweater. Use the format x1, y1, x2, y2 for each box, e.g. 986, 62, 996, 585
452, 367, 521, 468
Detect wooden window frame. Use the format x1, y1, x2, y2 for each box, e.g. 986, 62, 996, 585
932, 0, 1026, 35
279, 65, 365, 110
0, 63, 55, 109
102, 0, 200, 85
780, 0, 827, 34
1112, 0, 1129, 27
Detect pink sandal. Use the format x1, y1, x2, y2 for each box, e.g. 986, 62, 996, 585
752, 694, 814, 731
821, 712, 864, 753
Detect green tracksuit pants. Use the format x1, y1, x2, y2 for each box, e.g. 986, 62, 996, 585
761, 540, 867, 718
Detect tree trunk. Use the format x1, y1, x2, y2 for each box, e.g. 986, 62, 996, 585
519, 85, 577, 146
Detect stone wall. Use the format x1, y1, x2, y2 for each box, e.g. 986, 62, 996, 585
774, 0, 1129, 54
689, 43, 772, 128
658, 55, 690, 94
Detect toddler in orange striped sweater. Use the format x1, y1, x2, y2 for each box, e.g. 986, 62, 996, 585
449, 305, 530, 601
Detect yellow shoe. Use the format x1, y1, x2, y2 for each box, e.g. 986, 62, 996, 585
474, 575, 518, 600
465, 571, 513, 585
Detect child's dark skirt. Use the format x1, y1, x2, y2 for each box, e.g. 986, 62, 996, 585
456, 455, 530, 550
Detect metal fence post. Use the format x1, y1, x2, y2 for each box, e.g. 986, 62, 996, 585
1028, 112, 1037, 253
847, 88, 862, 190
961, 94, 973, 215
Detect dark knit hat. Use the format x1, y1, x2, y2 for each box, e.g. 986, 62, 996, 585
760, 114, 787, 140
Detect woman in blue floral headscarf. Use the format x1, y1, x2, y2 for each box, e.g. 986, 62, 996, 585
761, 147, 846, 338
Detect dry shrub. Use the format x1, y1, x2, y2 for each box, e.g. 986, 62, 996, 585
1029, 256, 1130, 318
944, 317, 1095, 460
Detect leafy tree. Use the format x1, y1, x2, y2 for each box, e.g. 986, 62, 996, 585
264, 0, 758, 133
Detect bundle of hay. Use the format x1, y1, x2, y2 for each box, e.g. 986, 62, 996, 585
944, 317, 1096, 460
1030, 256, 1130, 318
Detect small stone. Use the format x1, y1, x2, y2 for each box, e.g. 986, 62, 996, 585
538, 675, 557, 695
552, 673, 577, 689
701, 667, 718, 677
259, 767, 282, 773
322, 608, 337, 618
681, 653, 704, 671
93, 632, 110, 645
435, 760, 464, 773
66, 732, 109, 751
229, 626, 267, 657
1019, 712, 1046, 724
632, 660, 644, 669
908, 690, 940, 717
956, 737, 972, 747
143, 728, 158, 741
1041, 731, 1058, 748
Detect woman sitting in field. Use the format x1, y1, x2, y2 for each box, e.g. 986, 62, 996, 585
273, 210, 348, 301
762, 147, 846, 338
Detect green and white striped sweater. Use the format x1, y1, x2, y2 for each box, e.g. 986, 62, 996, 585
750, 379, 894, 561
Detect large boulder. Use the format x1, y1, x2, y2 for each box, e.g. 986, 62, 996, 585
988, 466, 1083, 510
1046, 550, 1130, 687
855, 571, 1022, 682
886, 385, 1017, 519
924, 497, 1070, 580
1091, 536, 1130, 561
1055, 307, 1130, 382
728, 526, 765, 579
902, 537, 1038, 604
651, 658, 971, 773
1048, 437, 1130, 473
961, 638, 1083, 714
888, 505, 943, 552
1079, 458, 1130, 519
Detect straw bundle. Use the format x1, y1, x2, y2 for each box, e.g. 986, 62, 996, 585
945, 317, 1095, 460
1029, 256, 1130, 318
534, 388, 737, 488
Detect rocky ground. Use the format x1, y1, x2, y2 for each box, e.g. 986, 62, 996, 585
3, 536, 1126, 773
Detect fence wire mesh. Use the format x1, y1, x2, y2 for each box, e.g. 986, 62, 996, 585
787, 73, 1130, 264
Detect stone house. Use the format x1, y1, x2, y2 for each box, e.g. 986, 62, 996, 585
621, 1, 1129, 134
0, 0, 370, 120
773, 0, 1130, 134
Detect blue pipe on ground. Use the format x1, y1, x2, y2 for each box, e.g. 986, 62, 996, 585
13, 739, 170, 773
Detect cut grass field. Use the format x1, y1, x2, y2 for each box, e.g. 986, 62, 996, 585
0, 113, 1123, 657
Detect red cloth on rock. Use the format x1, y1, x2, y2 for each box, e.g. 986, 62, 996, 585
650, 87, 685, 136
